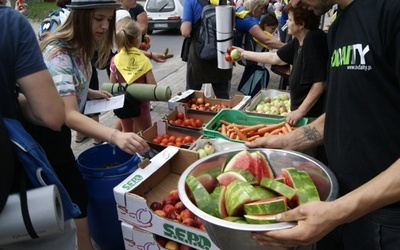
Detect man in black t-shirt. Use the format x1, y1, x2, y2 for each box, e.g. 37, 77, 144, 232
246, 0, 400, 249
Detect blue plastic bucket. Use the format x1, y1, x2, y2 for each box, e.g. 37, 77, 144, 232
77, 143, 140, 250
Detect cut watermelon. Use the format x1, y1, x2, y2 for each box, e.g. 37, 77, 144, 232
223, 216, 248, 224
216, 168, 257, 186
260, 177, 297, 200
297, 170, 320, 204
223, 150, 256, 176
196, 173, 219, 193
185, 175, 211, 213
253, 186, 278, 199
244, 196, 288, 215
250, 151, 275, 184
225, 180, 259, 216
208, 186, 228, 218
244, 214, 278, 224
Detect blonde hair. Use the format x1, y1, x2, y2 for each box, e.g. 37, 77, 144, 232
115, 19, 142, 52
244, 0, 268, 16
40, 9, 116, 73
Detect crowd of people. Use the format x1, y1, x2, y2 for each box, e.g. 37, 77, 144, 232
1, 0, 400, 249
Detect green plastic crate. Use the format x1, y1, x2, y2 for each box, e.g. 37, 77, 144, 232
203, 109, 308, 143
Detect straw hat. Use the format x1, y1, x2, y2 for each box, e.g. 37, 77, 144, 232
67, 0, 121, 9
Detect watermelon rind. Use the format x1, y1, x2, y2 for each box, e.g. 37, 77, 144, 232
260, 177, 297, 200
297, 170, 320, 204
244, 214, 279, 224
216, 169, 257, 187
225, 180, 259, 216
223, 216, 248, 224
185, 175, 211, 213
282, 168, 302, 189
244, 197, 287, 215
208, 186, 228, 218
253, 186, 278, 199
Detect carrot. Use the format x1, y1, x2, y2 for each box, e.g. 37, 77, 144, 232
248, 134, 261, 142
281, 126, 289, 134
229, 132, 236, 139
220, 120, 231, 126
269, 128, 282, 135
240, 124, 267, 133
285, 122, 293, 133
234, 126, 248, 141
259, 122, 286, 133
221, 124, 227, 135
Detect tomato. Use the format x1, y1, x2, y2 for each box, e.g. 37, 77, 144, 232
176, 112, 185, 120
183, 119, 191, 127
183, 135, 193, 143
175, 137, 183, 143
227, 45, 234, 54
225, 54, 232, 62
174, 119, 182, 126
191, 121, 197, 127
161, 138, 169, 145
162, 134, 170, 139
195, 119, 202, 127
168, 136, 176, 143
152, 137, 161, 144
175, 141, 182, 147
167, 142, 175, 146
169, 120, 175, 125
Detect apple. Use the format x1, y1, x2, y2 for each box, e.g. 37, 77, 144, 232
230, 49, 241, 60
182, 217, 197, 227
197, 97, 204, 104
203, 142, 215, 155
150, 201, 163, 211
154, 209, 167, 218
263, 96, 272, 103
180, 208, 195, 221
197, 148, 207, 158
174, 201, 186, 214
165, 241, 180, 250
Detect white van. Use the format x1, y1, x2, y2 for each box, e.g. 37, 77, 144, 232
145, 0, 184, 34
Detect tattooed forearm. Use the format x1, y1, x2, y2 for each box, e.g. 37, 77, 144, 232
301, 126, 321, 142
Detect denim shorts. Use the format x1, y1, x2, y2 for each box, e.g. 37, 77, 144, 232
317, 207, 400, 250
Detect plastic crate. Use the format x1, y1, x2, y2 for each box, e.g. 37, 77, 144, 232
203, 109, 308, 143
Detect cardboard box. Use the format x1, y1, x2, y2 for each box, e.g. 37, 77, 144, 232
141, 120, 202, 152
121, 222, 201, 250
168, 90, 251, 112
242, 89, 290, 118
164, 104, 215, 132
114, 147, 219, 250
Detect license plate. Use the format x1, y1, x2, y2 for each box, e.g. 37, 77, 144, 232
154, 23, 168, 28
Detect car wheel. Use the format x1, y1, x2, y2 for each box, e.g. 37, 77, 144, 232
147, 29, 153, 35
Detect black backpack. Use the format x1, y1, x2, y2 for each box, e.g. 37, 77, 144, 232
195, 0, 231, 60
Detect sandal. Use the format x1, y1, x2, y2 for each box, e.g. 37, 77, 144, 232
75, 135, 89, 143
93, 139, 104, 145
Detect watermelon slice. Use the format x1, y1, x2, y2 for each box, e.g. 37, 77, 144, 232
224, 216, 248, 224
208, 186, 228, 218
185, 175, 211, 213
223, 150, 256, 175
250, 151, 275, 184
260, 177, 297, 200
297, 170, 320, 204
243, 214, 279, 224
216, 168, 257, 186
253, 186, 278, 199
225, 180, 259, 216
244, 196, 288, 215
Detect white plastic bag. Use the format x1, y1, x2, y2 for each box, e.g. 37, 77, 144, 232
203, 84, 215, 98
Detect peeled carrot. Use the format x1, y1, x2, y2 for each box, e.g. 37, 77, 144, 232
285, 122, 293, 133
239, 124, 266, 133
221, 124, 227, 135
248, 134, 261, 142
220, 120, 231, 126
234, 126, 248, 141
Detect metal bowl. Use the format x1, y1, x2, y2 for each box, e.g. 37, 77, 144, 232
178, 148, 338, 250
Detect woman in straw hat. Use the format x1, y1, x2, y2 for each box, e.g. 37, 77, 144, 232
25, 0, 149, 249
